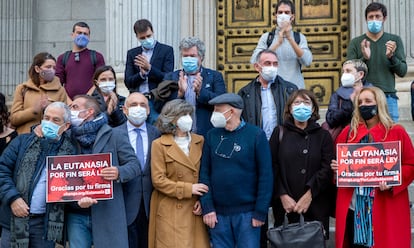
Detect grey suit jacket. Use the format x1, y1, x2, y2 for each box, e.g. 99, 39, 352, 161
89, 124, 140, 248
117, 121, 161, 224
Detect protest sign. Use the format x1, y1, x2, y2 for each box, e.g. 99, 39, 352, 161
46, 153, 113, 202
336, 141, 401, 187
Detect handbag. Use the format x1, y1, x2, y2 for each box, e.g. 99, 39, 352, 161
321, 121, 343, 142
267, 214, 326, 248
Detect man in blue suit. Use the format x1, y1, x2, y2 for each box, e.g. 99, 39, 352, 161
118, 92, 160, 248
124, 19, 174, 123
163, 37, 227, 136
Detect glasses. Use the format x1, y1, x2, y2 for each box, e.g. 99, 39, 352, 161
292, 100, 312, 106
74, 52, 80, 62
214, 135, 241, 159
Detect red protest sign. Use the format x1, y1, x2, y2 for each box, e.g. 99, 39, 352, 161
336, 141, 401, 187
46, 153, 113, 202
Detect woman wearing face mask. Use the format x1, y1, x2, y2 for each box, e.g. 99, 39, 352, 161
10, 52, 68, 134
331, 87, 414, 248
89, 65, 127, 127
325, 60, 372, 134
148, 99, 210, 248
269, 89, 334, 240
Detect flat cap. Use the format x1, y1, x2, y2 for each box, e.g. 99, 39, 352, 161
208, 93, 244, 109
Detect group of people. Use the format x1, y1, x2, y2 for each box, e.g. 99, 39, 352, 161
0, 1, 412, 248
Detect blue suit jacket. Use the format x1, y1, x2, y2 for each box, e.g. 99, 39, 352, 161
124, 42, 174, 92
163, 67, 227, 137
117, 122, 161, 224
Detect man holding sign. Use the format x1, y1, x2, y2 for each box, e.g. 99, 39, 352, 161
67, 95, 139, 248
331, 87, 414, 248
0, 102, 77, 248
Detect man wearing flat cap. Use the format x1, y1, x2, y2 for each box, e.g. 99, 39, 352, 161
199, 93, 273, 248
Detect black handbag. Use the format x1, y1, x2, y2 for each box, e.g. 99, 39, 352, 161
267, 213, 326, 248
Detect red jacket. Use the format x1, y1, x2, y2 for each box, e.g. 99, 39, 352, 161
335, 123, 414, 248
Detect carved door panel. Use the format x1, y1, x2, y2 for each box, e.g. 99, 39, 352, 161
216, 0, 349, 105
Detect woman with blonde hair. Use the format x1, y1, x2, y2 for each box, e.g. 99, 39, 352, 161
331, 86, 414, 247
148, 99, 210, 248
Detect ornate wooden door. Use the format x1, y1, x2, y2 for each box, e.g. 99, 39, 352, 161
216, 0, 349, 105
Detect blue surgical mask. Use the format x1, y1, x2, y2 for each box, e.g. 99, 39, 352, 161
74, 34, 90, 48
140, 37, 155, 50
367, 20, 382, 34
292, 103, 312, 122
41, 120, 63, 140
182, 56, 199, 74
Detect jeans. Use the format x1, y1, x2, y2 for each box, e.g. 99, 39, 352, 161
209, 212, 260, 248
67, 213, 93, 248
386, 95, 399, 122
1, 216, 55, 248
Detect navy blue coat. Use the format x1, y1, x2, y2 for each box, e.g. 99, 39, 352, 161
124, 42, 174, 92
116, 122, 161, 225
163, 67, 227, 136
0, 132, 77, 229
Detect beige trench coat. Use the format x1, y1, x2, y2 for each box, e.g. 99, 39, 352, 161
148, 133, 210, 248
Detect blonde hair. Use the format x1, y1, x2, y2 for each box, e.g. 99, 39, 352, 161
349, 87, 393, 141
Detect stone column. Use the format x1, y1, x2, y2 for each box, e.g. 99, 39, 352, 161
0, 0, 33, 98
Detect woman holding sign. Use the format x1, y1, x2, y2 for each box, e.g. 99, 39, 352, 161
331, 86, 414, 248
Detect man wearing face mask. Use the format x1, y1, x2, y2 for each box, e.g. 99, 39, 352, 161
124, 19, 174, 124
0, 102, 77, 248
162, 36, 227, 137
199, 93, 273, 248
116, 92, 160, 248
250, 0, 312, 89
326, 59, 372, 130
347, 2, 407, 122
239, 50, 297, 140
56, 22, 105, 100
66, 95, 139, 248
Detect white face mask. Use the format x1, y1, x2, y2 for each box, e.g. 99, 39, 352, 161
260, 66, 278, 82
70, 110, 86, 127
127, 106, 148, 125
210, 109, 231, 128
341, 73, 355, 88
176, 114, 193, 132
98, 81, 116, 94
277, 13, 291, 28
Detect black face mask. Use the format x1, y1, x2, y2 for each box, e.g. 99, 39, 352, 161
359, 105, 378, 121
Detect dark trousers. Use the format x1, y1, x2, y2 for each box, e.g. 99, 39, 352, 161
411, 81, 414, 121
345, 210, 369, 248
1, 216, 55, 248
127, 198, 149, 248
260, 217, 268, 248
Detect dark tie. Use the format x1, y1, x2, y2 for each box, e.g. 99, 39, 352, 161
134, 128, 145, 170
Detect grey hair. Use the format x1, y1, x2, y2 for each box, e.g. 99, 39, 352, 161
45, 101, 71, 123
179, 37, 206, 61
156, 99, 194, 134
255, 49, 278, 63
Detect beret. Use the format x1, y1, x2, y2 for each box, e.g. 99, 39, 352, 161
208, 93, 244, 109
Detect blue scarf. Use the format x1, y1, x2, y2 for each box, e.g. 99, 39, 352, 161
354, 135, 374, 247
71, 113, 108, 153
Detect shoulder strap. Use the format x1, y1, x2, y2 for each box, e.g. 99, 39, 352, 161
293, 31, 300, 45
90, 50, 97, 68
266, 28, 276, 48
61, 51, 72, 68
